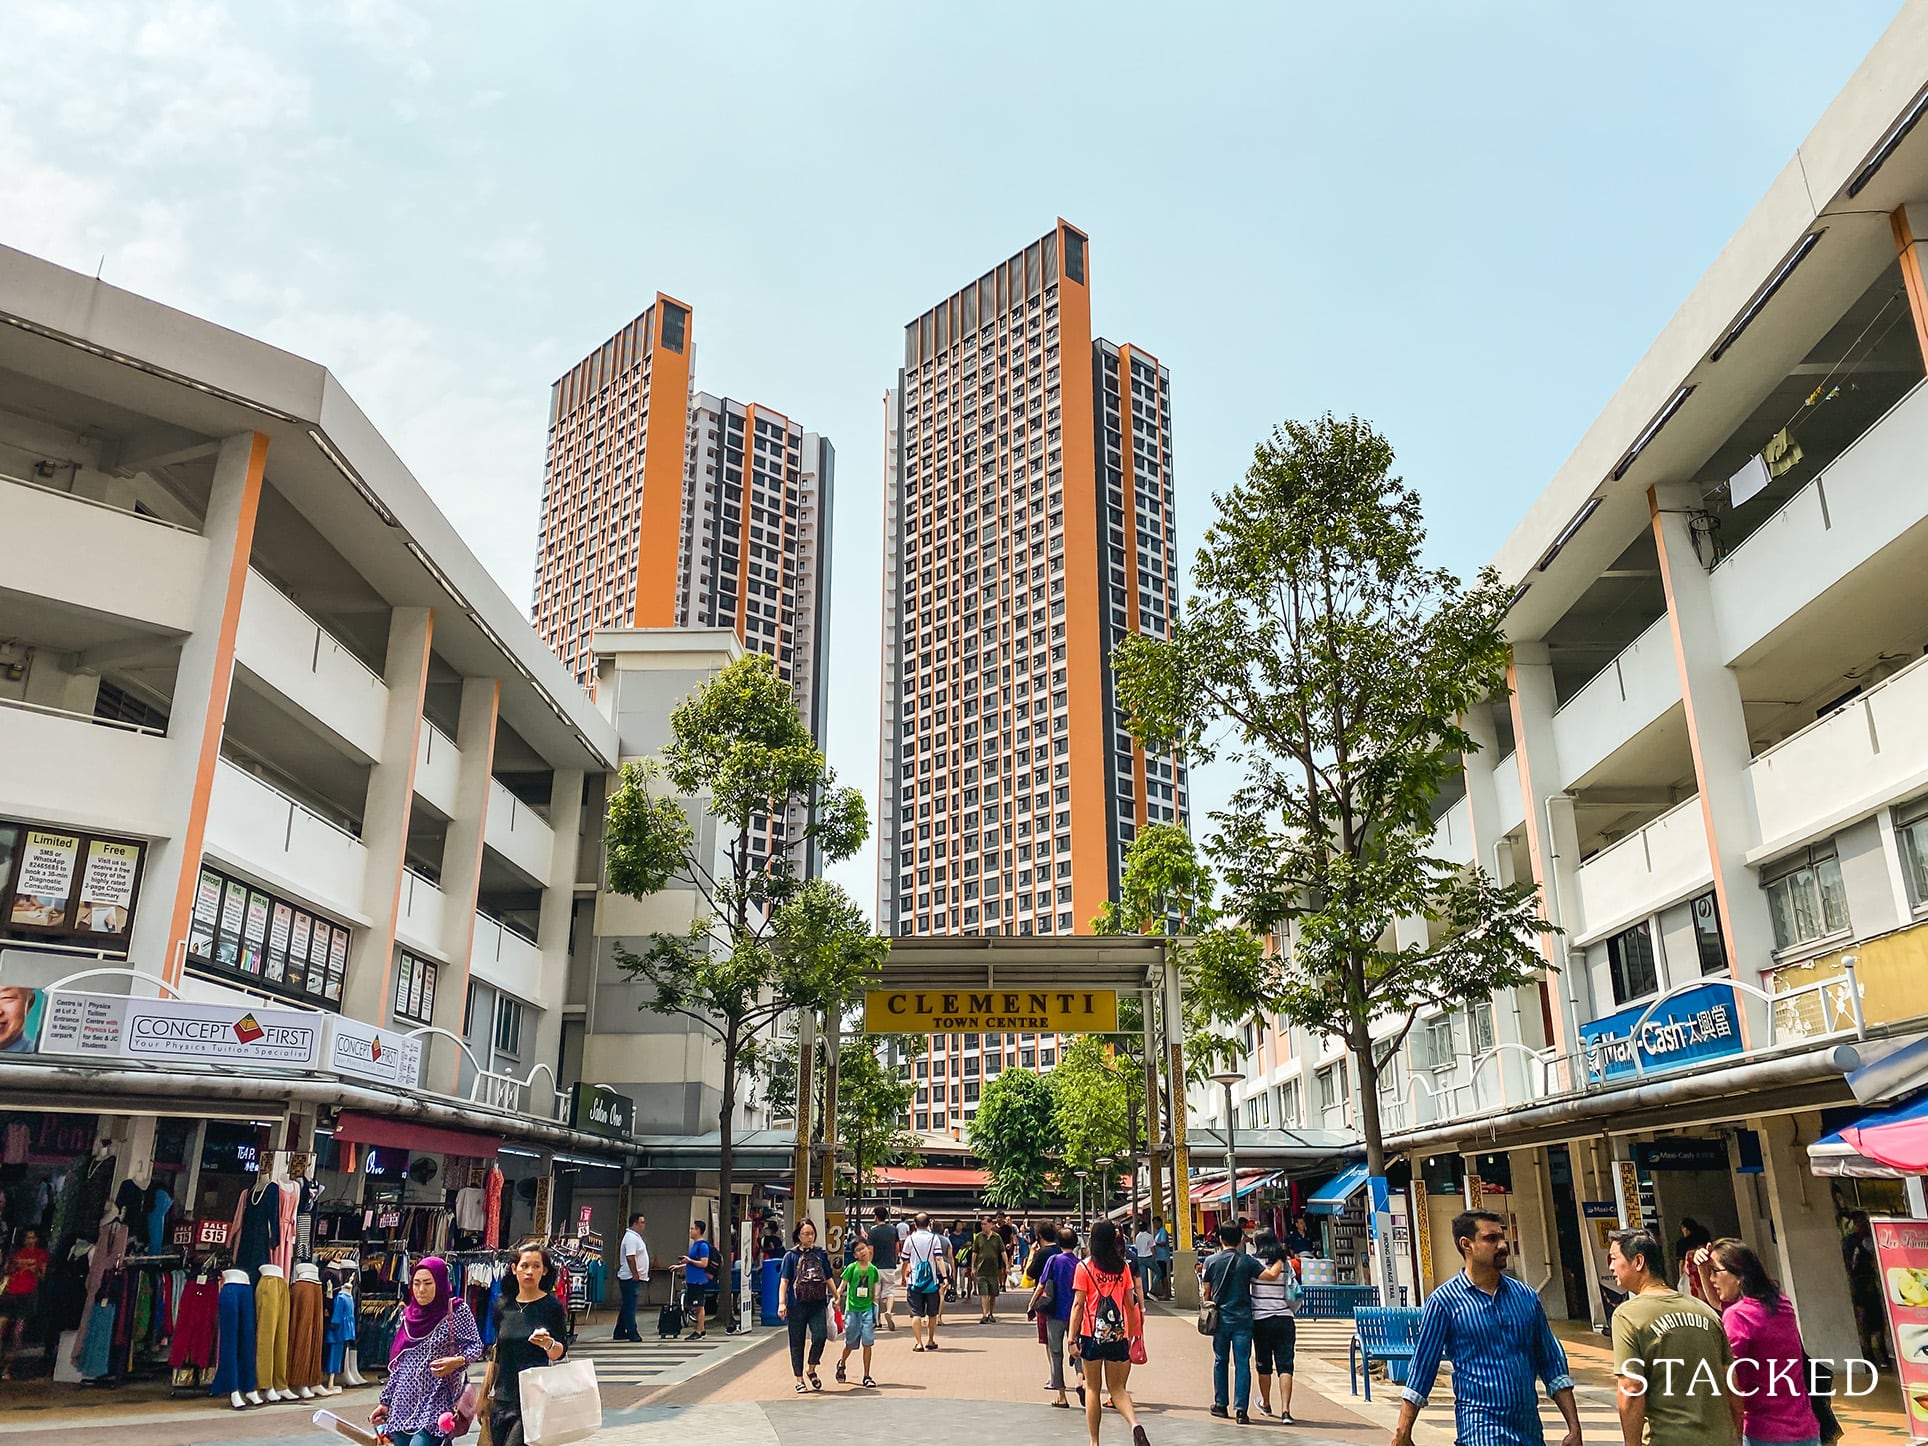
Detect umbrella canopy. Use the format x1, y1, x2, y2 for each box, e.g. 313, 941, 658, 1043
1809, 1093, 1928, 1177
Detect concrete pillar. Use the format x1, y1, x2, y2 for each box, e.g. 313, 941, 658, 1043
530, 768, 585, 1089
1756, 1112, 1858, 1364
1508, 645, 1584, 1064
1891, 205, 1928, 372
344, 606, 433, 1028
1569, 1136, 1613, 1331
130, 431, 267, 992
432, 677, 500, 1093
1649, 484, 1777, 1030
1460, 704, 1507, 881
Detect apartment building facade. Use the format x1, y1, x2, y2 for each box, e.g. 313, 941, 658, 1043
1208, 8, 1928, 1366
877, 223, 1185, 1135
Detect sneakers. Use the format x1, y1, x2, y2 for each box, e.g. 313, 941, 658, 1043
1209, 1406, 1230, 1419
1132, 1428, 1151, 1446
1236, 1409, 1251, 1425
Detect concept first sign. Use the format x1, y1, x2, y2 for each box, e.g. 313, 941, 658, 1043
863, 988, 1118, 1034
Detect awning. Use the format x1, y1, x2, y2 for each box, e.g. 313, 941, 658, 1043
333, 1110, 503, 1159
874, 1166, 990, 1189
1808, 1094, 1928, 1178
1306, 1162, 1370, 1215
1192, 1170, 1277, 1206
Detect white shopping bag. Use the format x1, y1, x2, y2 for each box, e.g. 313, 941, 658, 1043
520, 1357, 602, 1445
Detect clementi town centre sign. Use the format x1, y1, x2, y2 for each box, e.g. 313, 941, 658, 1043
863, 987, 1119, 1034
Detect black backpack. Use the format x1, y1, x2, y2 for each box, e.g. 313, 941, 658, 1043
794, 1249, 829, 1303
1088, 1268, 1129, 1344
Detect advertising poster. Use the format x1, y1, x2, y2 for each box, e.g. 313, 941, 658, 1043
76, 839, 141, 935
267, 902, 293, 983
0, 983, 42, 1054
194, 870, 222, 925
1873, 1217, 1928, 1440
242, 892, 271, 975
216, 881, 247, 967
37, 989, 324, 1068
393, 952, 416, 1019
10, 831, 80, 929
326, 928, 347, 1001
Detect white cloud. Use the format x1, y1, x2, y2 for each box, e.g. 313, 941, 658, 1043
481, 230, 544, 274
324, 0, 434, 84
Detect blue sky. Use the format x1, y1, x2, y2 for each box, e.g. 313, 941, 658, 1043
0, 0, 1902, 914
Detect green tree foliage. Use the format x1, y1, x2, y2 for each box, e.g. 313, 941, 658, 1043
605, 653, 885, 1230
835, 1036, 922, 1205
1047, 1036, 1142, 1193
1112, 415, 1552, 1181
969, 1066, 1058, 1208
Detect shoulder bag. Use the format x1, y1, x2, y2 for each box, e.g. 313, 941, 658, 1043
1196, 1300, 1219, 1336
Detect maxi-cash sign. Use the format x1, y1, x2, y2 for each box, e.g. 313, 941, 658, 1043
1579, 981, 1744, 1084
38, 989, 324, 1068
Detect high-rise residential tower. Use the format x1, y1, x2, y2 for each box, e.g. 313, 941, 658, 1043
878, 221, 1186, 1135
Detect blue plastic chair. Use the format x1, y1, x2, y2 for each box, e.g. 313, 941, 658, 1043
1349, 1305, 1423, 1400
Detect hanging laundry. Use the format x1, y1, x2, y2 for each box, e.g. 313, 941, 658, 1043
1764, 427, 1804, 478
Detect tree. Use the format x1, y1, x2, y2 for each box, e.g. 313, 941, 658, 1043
835, 1035, 922, 1207
1112, 414, 1553, 1202
604, 652, 884, 1242
1048, 1036, 1142, 1213
969, 1066, 1058, 1208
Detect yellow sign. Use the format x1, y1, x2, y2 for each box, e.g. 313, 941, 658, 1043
863, 988, 1118, 1034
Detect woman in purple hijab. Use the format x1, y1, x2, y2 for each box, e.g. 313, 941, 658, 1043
371, 1257, 483, 1445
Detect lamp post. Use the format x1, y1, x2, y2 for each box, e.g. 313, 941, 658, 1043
1074, 1169, 1090, 1230
1210, 1069, 1243, 1230
1096, 1155, 1116, 1227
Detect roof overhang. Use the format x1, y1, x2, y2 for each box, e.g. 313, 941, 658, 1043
873, 935, 1172, 994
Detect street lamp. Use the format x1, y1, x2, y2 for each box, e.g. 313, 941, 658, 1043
1096, 1155, 1115, 1223
1210, 1069, 1243, 1229
1074, 1169, 1090, 1230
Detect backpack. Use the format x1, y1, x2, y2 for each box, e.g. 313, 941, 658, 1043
908, 1234, 939, 1293
1083, 1265, 1130, 1345
794, 1248, 829, 1303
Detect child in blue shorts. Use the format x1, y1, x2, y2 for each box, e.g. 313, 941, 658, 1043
834, 1237, 880, 1388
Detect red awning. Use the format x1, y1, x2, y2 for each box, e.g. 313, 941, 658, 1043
874, 1166, 990, 1188
1192, 1170, 1275, 1205
332, 1110, 504, 1159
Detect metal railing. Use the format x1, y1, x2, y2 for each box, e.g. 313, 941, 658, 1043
0, 694, 166, 737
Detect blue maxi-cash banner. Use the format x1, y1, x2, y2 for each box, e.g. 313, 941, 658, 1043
1580, 981, 1744, 1084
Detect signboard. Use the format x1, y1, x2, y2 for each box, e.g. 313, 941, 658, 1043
76, 840, 139, 935
10, 831, 80, 929
570, 1082, 634, 1140
1633, 1138, 1728, 1172
577, 1206, 592, 1240
171, 1222, 194, 1247
1580, 982, 1744, 1084
197, 1219, 231, 1247
327, 1017, 425, 1090
37, 990, 325, 1068
863, 987, 1118, 1034
1872, 1217, 1928, 1440
1581, 1200, 1619, 1219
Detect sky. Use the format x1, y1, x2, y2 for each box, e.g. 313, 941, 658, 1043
0, 0, 1904, 916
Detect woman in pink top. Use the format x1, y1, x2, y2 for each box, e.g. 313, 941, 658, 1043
1707, 1239, 1823, 1446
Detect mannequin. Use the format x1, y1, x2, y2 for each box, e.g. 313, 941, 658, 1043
255, 1262, 291, 1401
327, 1265, 367, 1390
209, 1267, 262, 1409
269, 1155, 299, 1275
231, 1176, 281, 1273
287, 1262, 325, 1398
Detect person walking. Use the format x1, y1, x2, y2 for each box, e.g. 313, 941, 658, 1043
946, 1219, 970, 1305
1705, 1238, 1824, 1446
1250, 1229, 1299, 1423
902, 1212, 945, 1352
778, 1218, 834, 1393
1392, 1210, 1581, 1446
1152, 1217, 1172, 1300
1607, 1227, 1739, 1446
369, 1258, 484, 1446
614, 1212, 648, 1342
1676, 1218, 1719, 1308
486, 1244, 568, 1446
1131, 1214, 1155, 1302
1202, 1219, 1265, 1423
834, 1235, 880, 1388
676, 1219, 714, 1340
0, 1228, 48, 1380
1030, 1225, 1082, 1409
1068, 1220, 1148, 1446
972, 1215, 1008, 1323
866, 1205, 901, 1332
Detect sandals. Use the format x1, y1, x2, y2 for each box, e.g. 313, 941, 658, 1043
861, 1375, 877, 1388
1051, 1399, 1072, 1409
911, 1343, 925, 1352
796, 1381, 809, 1394
807, 1371, 823, 1392
835, 1361, 847, 1382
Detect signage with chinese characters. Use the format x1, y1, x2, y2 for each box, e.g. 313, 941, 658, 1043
1616, 1161, 1644, 1228
37, 991, 324, 1068
863, 987, 1118, 1035
1634, 1138, 1729, 1172
1580, 982, 1744, 1084
569, 1082, 634, 1140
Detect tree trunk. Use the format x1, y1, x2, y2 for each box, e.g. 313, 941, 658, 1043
1351, 1021, 1396, 1305
719, 1033, 738, 1324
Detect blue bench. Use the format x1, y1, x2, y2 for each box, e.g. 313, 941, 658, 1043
1349, 1305, 1423, 1401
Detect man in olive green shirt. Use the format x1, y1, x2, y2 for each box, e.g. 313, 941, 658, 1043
970, 1217, 1007, 1323
1607, 1229, 1743, 1446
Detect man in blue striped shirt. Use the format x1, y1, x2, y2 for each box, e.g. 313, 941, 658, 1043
1391, 1209, 1581, 1446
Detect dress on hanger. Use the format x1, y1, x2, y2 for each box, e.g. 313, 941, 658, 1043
271, 1182, 299, 1274
231, 1183, 281, 1273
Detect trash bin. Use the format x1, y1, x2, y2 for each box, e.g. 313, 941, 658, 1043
759, 1258, 782, 1326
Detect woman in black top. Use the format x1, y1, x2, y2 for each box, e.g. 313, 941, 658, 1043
490, 1244, 569, 1446
777, 1219, 834, 1393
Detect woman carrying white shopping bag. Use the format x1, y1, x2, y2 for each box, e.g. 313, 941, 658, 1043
517, 1344, 601, 1446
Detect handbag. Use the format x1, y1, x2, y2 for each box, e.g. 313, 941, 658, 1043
1128, 1335, 1148, 1365
475, 1360, 499, 1446
519, 1357, 601, 1446
1196, 1301, 1219, 1336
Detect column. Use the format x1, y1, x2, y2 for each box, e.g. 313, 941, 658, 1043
1649, 484, 1777, 1020
529, 768, 585, 1090
1755, 1113, 1859, 1363
1508, 644, 1585, 1065
343, 607, 433, 1028
130, 431, 267, 991
432, 677, 500, 1093
1891, 206, 1928, 370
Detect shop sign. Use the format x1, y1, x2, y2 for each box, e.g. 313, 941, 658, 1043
1615, 1161, 1644, 1228
196, 1219, 230, 1247
863, 987, 1118, 1034
1871, 1217, 1928, 1439
37, 990, 325, 1068
171, 1222, 194, 1247
1, 824, 145, 943
377, 1209, 401, 1229
569, 1082, 634, 1140
576, 1206, 592, 1240
327, 1018, 424, 1090
1580, 982, 1744, 1084
1581, 1201, 1619, 1219
1633, 1138, 1728, 1172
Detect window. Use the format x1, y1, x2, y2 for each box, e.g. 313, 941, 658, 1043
1606, 920, 1659, 1006
1277, 1079, 1301, 1127
1315, 1061, 1348, 1122
1690, 892, 1728, 974
184, 861, 345, 1009
1469, 1000, 1496, 1057
493, 995, 524, 1057
1898, 799, 1928, 908
1417, 1016, 1455, 1073
392, 949, 438, 1026
1765, 844, 1851, 951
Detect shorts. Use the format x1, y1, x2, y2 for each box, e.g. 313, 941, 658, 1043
1077, 1335, 1133, 1364
844, 1307, 877, 1347
907, 1288, 940, 1319
975, 1273, 1001, 1296
1253, 1314, 1296, 1375
683, 1284, 712, 1312
875, 1264, 899, 1303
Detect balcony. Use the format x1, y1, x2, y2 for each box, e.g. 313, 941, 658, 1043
204, 760, 368, 921
1550, 615, 1681, 788
485, 779, 553, 885
1491, 750, 1525, 837
233, 570, 387, 761
1572, 796, 1712, 944
413, 720, 460, 816
0, 698, 171, 837
393, 867, 446, 956
1430, 796, 1472, 868
1, 473, 206, 634
469, 911, 544, 1001
1746, 651, 1928, 859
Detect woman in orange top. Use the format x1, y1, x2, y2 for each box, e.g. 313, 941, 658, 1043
1068, 1219, 1148, 1446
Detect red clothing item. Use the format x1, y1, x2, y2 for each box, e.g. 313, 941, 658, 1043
483, 1166, 502, 1250
4, 1247, 47, 1295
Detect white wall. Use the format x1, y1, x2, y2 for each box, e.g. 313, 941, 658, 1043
233, 569, 387, 760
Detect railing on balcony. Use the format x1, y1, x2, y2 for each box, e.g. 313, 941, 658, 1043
1, 470, 200, 533
0, 695, 166, 737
